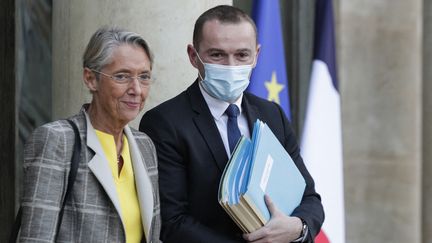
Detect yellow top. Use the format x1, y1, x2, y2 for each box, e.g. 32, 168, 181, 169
95, 130, 144, 243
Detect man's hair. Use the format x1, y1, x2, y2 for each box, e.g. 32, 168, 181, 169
83, 26, 153, 72
193, 5, 257, 51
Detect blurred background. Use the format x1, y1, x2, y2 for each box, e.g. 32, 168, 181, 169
1, 0, 430, 242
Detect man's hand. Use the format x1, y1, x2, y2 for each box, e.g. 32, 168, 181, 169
243, 195, 303, 243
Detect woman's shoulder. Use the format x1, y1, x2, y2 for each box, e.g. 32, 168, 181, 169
24, 119, 79, 167
33, 112, 85, 136
31, 120, 72, 137
128, 127, 156, 153
129, 127, 152, 142
27, 112, 86, 149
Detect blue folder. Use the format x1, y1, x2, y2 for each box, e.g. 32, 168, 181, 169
218, 120, 306, 232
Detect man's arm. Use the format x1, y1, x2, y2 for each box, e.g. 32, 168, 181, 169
243, 195, 304, 243
246, 102, 323, 243
278, 102, 325, 241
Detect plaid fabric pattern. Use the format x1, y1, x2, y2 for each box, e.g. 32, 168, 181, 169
19, 108, 161, 242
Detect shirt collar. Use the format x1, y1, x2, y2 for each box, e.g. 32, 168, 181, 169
199, 82, 243, 121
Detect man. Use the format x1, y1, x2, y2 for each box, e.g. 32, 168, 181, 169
140, 5, 324, 243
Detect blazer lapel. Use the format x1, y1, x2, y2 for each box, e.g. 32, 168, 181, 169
242, 94, 260, 131
124, 126, 154, 243
188, 81, 229, 172
84, 113, 124, 226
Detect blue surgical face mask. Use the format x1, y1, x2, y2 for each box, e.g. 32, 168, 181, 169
195, 51, 255, 103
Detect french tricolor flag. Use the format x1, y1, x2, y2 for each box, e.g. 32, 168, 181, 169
301, 0, 345, 242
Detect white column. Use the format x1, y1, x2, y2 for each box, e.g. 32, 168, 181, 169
422, 0, 432, 241
338, 0, 422, 242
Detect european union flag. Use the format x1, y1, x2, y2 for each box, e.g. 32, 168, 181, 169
248, 0, 291, 119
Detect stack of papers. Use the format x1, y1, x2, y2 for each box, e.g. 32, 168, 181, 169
218, 120, 306, 233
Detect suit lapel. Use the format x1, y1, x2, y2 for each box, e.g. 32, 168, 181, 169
83, 112, 124, 227
188, 81, 229, 172
124, 127, 153, 243
242, 93, 260, 131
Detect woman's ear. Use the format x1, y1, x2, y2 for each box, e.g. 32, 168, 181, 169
83, 67, 98, 92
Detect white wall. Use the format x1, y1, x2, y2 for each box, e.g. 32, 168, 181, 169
52, 0, 232, 128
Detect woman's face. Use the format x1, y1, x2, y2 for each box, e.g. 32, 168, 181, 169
86, 44, 152, 127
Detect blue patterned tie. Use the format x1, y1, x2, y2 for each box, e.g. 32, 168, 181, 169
225, 104, 241, 154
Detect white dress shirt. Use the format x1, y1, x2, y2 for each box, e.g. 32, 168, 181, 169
199, 83, 251, 157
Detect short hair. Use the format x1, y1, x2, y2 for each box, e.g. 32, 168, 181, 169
83, 26, 153, 72
193, 5, 257, 51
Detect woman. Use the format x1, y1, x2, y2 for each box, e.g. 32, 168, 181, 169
19, 27, 160, 242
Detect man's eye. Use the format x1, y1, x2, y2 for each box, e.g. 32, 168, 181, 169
237, 53, 250, 59
210, 53, 224, 58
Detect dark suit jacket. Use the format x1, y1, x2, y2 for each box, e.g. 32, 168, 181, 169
140, 81, 324, 243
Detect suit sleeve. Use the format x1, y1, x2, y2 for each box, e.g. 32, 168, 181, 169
140, 110, 243, 243
19, 122, 73, 242
273, 103, 325, 241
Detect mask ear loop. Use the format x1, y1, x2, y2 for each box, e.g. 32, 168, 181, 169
251, 57, 257, 67
194, 48, 206, 81
247, 57, 257, 80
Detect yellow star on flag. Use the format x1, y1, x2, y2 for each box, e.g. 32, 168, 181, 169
265, 71, 285, 104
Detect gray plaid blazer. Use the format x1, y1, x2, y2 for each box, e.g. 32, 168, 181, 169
19, 106, 161, 242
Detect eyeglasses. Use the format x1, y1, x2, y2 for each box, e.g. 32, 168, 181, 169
90, 69, 153, 86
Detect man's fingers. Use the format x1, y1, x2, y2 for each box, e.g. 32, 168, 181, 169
243, 227, 268, 242
264, 194, 278, 217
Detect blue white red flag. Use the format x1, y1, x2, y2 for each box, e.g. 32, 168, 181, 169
301, 0, 345, 242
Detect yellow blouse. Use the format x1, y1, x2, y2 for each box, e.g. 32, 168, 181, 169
95, 130, 143, 243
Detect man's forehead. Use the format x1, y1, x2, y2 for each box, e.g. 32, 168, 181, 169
199, 20, 257, 50
204, 47, 253, 53
202, 19, 255, 33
